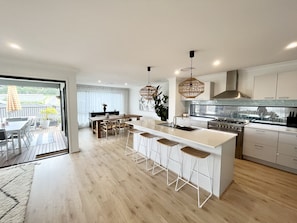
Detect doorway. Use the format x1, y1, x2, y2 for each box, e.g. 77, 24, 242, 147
0, 76, 69, 168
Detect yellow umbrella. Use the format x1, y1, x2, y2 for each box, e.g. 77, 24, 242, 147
6, 85, 22, 112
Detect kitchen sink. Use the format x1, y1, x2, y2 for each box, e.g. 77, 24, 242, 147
158, 122, 199, 131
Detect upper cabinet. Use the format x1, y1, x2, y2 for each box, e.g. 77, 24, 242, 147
253, 71, 297, 100
253, 73, 277, 99
181, 81, 214, 101
276, 71, 297, 99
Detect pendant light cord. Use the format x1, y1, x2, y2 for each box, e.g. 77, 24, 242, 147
147, 66, 151, 85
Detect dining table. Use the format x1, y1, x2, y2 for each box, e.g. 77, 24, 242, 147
89, 114, 142, 138
4, 120, 28, 153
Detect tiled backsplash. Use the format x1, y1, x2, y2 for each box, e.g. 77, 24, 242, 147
189, 100, 297, 124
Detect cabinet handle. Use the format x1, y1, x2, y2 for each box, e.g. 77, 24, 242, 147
278, 96, 290, 99
254, 144, 263, 149
264, 97, 274, 99
255, 130, 265, 133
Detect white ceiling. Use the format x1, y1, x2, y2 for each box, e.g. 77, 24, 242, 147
0, 0, 297, 87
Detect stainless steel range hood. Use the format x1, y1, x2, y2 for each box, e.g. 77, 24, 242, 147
212, 70, 250, 99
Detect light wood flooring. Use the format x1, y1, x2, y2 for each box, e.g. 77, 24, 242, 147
25, 128, 297, 223
0, 126, 68, 168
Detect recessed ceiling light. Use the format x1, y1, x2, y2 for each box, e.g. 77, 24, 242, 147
174, 69, 180, 75
98, 80, 101, 83
285, 42, 297, 49
124, 83, 128, 86
8, 43, 22, 50
213, 60, 221, 66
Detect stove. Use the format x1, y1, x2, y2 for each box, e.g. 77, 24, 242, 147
208, 118, 248, 131
207, 118, 249, 159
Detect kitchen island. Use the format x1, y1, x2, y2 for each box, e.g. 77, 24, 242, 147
127, 119, 237, 198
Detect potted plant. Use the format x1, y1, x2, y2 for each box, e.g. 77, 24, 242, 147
103, 103, 107, 113
40, 107, 58, 128
153, 86, 169, 121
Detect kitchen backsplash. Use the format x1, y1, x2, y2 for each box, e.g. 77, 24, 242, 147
189, 103, 297, 125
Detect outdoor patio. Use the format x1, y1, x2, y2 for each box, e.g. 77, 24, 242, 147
0, 126, 68, 168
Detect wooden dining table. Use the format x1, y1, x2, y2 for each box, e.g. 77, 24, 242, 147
89, 114, 142, 138
4, 120, 28, 153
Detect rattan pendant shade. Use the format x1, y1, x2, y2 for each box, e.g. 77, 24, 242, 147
178, 50, 204, 98
139, 66, 157, 100
178, 77, 205, 98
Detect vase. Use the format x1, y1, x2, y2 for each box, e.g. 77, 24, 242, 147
103, 107, 106, 113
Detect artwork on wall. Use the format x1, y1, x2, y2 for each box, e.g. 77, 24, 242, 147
139, 97, 155, 112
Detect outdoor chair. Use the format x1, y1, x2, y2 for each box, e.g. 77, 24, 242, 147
0, 129, 15, 160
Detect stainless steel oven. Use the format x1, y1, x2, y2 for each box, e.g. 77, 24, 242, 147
207, 118, 247, 159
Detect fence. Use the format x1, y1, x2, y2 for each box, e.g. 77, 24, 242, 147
0, 105, 61, 122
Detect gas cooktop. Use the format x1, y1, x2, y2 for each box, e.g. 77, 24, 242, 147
209, 118, 248, 125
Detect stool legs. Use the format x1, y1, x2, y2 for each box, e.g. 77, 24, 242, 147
125, 129, 142, 156
134, 133, 157, 171
151, 138, 180, 186
151, 142, 166, 175
175, 149, 213, 208
166, 146, 180, 186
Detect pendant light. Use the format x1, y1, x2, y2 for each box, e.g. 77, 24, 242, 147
178, 50, 205, 98
139, 66, 157, 100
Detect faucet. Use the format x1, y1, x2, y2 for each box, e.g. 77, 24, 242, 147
173, 116, 178, 127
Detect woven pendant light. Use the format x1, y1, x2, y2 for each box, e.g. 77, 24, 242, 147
140, 66, 157, 100
178, 51, 205, 98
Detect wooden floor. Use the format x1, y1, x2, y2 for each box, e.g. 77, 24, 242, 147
24, 128, 297, 223
0, 126, 68, 168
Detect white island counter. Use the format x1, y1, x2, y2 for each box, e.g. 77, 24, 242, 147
127, 119, 237, 198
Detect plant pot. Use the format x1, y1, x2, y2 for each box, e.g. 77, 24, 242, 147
40, 120, 50, 128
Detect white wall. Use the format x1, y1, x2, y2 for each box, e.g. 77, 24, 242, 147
0, 57, 80, 153
129, 82, 168, 120
192, 71, 227, 96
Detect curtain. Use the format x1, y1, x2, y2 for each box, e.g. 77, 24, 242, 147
77, 85, 129, 128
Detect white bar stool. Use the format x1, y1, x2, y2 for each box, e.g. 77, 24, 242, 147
134, 132, 158, 171
151, 138, 180, 186
124, 128, 143, 156
175, 146, 213, 208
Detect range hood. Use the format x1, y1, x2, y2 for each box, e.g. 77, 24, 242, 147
212, 70, 250, 99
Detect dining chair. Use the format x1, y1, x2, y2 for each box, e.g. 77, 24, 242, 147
101, 120, 118, 139
117, 118, 130, 134
0, 129, 15, 160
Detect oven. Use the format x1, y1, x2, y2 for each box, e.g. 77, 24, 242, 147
207, 118, 247, 159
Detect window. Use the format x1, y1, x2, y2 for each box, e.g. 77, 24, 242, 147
77, 85, 129, 127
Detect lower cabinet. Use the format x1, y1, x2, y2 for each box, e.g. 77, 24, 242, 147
276, 132, 297, 169
243, 126, 297, 173
243, 127, 278, 163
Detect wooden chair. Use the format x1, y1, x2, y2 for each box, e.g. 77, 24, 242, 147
101, 120, 118, 138
117, 118, 130, 134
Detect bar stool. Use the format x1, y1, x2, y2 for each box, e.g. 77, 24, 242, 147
151, 138, 180, 186
134, 132, 158, 171
124, 128, 143, 156
175, 146, 213, 208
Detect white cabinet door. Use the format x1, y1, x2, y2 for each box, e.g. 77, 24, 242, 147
276, 71, 297, 99
244, 128, 278, 146
253, 73, 277, 99
243, 127, 278, 162
277, 132, 297, 169
276, 154, 297, 169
